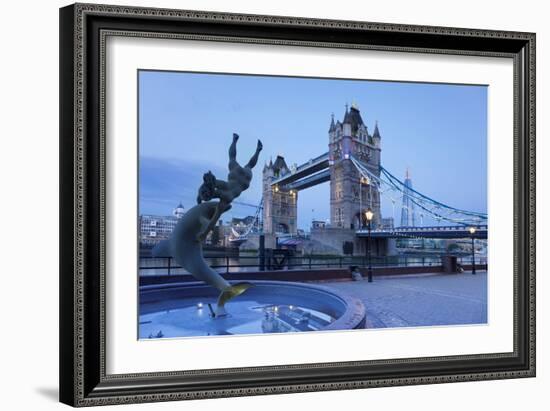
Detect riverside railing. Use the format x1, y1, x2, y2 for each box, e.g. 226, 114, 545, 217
138, 254, 485, 276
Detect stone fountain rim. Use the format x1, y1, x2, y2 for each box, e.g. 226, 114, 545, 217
141, 280, 366, 331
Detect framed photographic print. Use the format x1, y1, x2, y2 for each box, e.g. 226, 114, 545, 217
59, 3, 535, 407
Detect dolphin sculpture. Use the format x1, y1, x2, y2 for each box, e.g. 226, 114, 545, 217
152, 200, 252, 317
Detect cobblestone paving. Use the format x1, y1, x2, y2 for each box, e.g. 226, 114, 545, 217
323, 271, 487, 328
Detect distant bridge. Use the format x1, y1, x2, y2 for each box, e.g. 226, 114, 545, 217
356, 225, 488, 240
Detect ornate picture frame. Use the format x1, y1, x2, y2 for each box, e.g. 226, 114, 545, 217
59, 3, 535, 407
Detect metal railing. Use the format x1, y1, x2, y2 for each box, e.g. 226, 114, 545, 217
138, 254, 486, 276
358, 225, 489, 234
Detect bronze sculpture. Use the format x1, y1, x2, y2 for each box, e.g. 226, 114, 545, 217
153, 133, 262, 316
196, 133, 262, 242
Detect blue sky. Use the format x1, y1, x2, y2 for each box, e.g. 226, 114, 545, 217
139, 70, 487, 229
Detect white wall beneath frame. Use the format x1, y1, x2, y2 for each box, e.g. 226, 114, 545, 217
0, 0, 546, 410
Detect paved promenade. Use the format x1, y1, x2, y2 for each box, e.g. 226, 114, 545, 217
324, 271, 487, 328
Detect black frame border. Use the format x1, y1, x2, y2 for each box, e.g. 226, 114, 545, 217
60, 3, 535, 407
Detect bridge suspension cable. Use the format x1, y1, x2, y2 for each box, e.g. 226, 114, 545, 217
350, 156, 487, 227
233, 200, 264, 209
229, 198, 264, 241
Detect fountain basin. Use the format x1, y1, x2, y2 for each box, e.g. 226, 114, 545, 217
139, 280, 366, 339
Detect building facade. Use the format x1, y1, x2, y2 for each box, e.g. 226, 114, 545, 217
139, 203, 185, 246
380, 217, 395, 230
311, 220, 327, 230
400, 168, 416, 227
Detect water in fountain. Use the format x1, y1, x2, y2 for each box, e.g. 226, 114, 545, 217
139, 296, 335, 339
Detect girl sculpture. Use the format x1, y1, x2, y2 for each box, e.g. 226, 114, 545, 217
196, 133, 262, 242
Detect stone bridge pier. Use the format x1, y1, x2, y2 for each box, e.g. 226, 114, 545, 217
355, 236, 397, 257
309, 228, 397, 257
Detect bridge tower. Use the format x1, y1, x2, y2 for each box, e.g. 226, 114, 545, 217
262, 155, 298, 235
328, 103, 382, 229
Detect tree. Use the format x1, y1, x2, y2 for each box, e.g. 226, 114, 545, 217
210, 224, 221, 246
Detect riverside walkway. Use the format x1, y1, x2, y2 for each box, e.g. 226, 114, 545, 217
323, 271, 487, 328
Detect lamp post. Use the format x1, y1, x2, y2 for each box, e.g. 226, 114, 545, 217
359, 177, 368, 229
365, 208, 374, 282
468, 226, 477, 274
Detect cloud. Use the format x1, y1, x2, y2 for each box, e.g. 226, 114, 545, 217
139, 156, 226, 215
139, 156, 263, 216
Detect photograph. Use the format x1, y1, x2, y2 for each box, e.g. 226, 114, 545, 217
137, 70, 488, 339
55, 2, 536, 407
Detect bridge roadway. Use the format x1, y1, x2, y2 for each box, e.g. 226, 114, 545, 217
356, 225, 488, 239
271, 152, 329, 188
286, 169, 330, 191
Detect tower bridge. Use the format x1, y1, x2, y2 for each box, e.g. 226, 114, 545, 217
263, 103, 383, 237
253, 103, 487, 255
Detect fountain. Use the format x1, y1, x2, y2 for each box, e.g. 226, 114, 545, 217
144, 134, 366, 338
140, 281, 365, 338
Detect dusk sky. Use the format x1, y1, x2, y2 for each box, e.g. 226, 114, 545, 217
139, 70, 487, 230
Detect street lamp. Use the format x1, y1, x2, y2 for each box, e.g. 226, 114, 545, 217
468, 226, 477, 275
365, 208, 374, 282
359, 177, 369, 229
